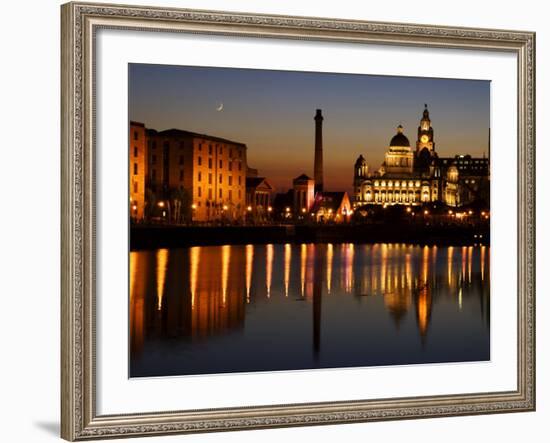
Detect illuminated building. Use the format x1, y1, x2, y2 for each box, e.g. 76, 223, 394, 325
310, 192, 352, 223
245, 177, 274, 220
129, 121, 147, 220
133, 125, 248, 222
353, 104, 490, 208
292, 173, 315, 214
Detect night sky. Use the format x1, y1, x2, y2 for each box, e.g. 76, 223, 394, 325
129, 64, 490, 194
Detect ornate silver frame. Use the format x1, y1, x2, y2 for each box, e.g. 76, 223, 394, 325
61, 2, 536, 440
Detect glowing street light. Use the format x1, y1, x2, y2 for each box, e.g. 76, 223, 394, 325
191, 203, 197, 210
285, 207, 291, 213
158, 201, 165, 208
247, 205, 252, 212
424, 210, 429, 215
267, 206, 272, 212
222, 205, 228, 211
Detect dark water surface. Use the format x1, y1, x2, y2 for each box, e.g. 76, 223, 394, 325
130, 243, 490, 377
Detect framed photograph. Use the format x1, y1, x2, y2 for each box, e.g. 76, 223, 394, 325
61, 1, 535, 440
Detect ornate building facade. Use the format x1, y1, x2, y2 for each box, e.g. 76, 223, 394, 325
353, 105, 489, 208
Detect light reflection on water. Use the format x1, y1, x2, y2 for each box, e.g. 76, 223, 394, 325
130, 243, 490, 377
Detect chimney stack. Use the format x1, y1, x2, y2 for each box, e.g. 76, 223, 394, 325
314, 109, 324, 193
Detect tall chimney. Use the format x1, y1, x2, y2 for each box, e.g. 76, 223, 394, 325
314, 109, 324, 193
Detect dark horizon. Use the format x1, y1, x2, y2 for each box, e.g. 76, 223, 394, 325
129, 64, 490, 194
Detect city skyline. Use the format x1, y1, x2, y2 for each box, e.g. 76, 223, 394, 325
129, 63, 490, 194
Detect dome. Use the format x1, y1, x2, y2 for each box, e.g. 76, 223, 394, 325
389, 125, 410, 147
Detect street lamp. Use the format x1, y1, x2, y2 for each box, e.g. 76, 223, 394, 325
267, 206, 272, 212
247, 205, 252, 212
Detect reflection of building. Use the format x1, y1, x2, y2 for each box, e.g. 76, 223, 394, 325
129, 122, 147, 220
353, 105, 490, 208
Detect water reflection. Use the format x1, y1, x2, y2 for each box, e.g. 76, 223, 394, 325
130, 243, 490, 377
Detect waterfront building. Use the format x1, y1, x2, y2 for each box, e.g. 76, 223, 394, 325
133, 125, 248, 222
292, 173, 316, 215
353, 105, 490, 208
129, 121, 147, 220
310, 192, 352, 223
245, 177, 274, 220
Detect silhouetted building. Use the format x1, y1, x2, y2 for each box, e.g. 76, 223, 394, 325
314, 109, 324, 193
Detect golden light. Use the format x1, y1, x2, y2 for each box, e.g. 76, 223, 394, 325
328, 208, 333, 214
285, 207, 291, 212
191, 203, 197, 210
247, 205, 252, 212
222, 205, 228, 211
481, 211, 485, 216
406, 207, 412, 213
158, 201, 164, 208
132, 205, 137, 211
301, 208, 306, 213
448, 210, 453, 215
267, 206, 272, 212
468, 210, 473, 215
424, 210, 429, 215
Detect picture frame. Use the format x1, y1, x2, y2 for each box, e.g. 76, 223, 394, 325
61, 1, 536, 440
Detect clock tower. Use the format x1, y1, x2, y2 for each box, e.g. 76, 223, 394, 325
416, 104, 435, 155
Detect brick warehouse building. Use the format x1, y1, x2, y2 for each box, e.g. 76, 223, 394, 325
130, 121, 248, 222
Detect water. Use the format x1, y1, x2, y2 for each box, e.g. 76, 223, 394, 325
130, 243, 490, 377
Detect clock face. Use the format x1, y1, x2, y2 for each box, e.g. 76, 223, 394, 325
421, 135, 429, 143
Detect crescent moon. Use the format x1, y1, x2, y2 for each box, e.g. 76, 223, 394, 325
216, 103, 224, 112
